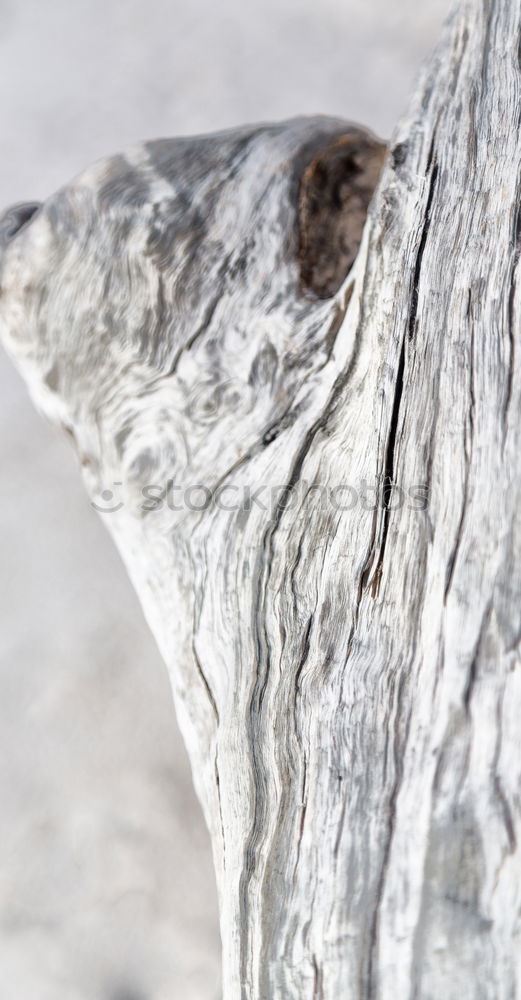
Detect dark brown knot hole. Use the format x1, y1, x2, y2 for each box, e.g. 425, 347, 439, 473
298, 131, 386, 299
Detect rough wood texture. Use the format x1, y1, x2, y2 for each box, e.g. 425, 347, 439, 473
1, 0, 520, 996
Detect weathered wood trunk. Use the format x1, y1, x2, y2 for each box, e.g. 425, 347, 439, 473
1, 0, 521, 996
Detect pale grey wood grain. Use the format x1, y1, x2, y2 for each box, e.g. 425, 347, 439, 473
0, 0, 520, 997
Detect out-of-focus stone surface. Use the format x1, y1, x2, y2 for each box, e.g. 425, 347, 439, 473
0, 0, 450, 996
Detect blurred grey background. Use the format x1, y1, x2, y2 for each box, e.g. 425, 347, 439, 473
0, 1, 450, 997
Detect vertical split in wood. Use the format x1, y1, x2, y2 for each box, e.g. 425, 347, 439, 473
0, 1, 520, 996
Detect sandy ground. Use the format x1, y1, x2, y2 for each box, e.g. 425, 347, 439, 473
0, 1, 450, 997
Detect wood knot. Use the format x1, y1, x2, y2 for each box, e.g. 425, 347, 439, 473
298, 131, 386, 298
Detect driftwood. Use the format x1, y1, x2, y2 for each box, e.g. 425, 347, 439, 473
1, 0, 521, 996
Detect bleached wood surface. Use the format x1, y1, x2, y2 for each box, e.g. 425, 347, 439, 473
1, 0, 520, 996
